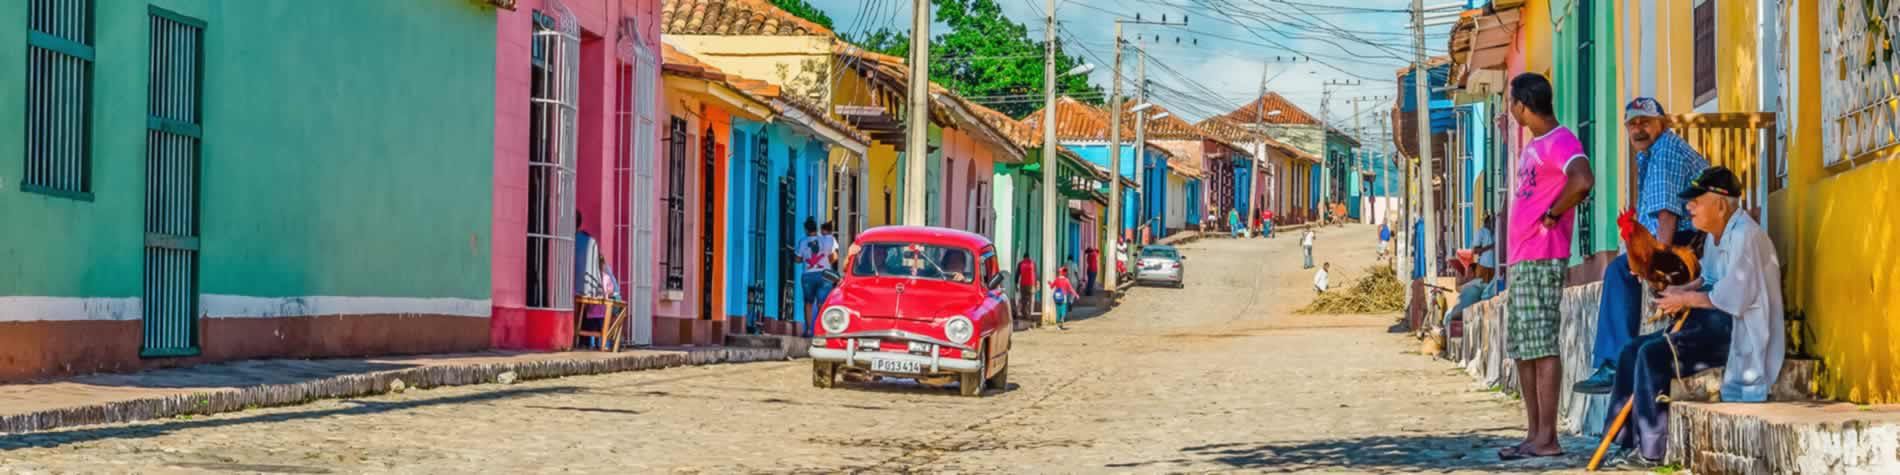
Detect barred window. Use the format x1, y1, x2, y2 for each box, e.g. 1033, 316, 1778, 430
525, 8, 579, 310
662, 118, 687, 291
24, 0, 95, 198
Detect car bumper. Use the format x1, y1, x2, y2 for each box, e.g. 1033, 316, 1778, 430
1136, 269, 1183, 283
810, 346, 981, 374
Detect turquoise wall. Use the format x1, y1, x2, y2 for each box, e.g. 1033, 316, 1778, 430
1552, 0, 1620, 258
0, 0, 495, 301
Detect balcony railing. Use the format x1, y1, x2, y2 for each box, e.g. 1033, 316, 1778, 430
1665, 112, 1780, 219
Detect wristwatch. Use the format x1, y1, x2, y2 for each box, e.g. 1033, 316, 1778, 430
1542, 212, 1560, 222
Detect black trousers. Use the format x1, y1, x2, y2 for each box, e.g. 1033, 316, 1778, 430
1608, 308, 1732, 459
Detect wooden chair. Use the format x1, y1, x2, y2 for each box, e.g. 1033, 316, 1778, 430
574, 295, 628, 352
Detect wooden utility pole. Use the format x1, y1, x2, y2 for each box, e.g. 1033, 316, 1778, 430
1039, 0, 1058, 325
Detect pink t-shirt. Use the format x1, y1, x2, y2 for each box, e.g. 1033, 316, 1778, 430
1508, 126, 1587, 264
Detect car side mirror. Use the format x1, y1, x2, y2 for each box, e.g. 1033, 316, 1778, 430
986, 272, 1007, 290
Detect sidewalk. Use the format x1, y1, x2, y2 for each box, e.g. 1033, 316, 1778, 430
0, 346, 791, 435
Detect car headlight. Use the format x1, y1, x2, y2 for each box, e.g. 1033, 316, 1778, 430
821, 306, 851, 334
944, 316, 975, 345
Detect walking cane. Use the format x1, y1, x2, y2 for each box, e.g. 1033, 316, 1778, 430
1586, 312, 1690, 471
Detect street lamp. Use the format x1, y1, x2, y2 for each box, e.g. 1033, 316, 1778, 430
1062, 63, 1095, 78
1150, 111, 1171, 121
1130, 102, 1156, 114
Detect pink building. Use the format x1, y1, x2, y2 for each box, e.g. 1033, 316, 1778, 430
491, 0, 664, 350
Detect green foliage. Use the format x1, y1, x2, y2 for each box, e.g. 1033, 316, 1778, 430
832, 0, 1103, 118
929, 0, 1100, 117
769, 0, 834, 30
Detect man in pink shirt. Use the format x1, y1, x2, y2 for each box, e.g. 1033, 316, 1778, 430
1499, 73, 1596, 461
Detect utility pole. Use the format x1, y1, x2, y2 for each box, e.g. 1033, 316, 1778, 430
1103, 14, 1185, 296
1134, 48, 1149, 242
1247, 56, 1306, 226
1105, 21, 1124, 297
1319, 79, 1360, 225
1039, 0, 1058, 326
1344, 95, 1390, 226
903, 0, 930, 225
1411, 0, 1438, 318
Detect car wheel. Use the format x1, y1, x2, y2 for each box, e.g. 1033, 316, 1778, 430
985, 354, 1009, 391
812, 361, 838, 389
959, 344, 988, 397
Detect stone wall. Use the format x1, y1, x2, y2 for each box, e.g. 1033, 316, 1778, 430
1451, 282, 1644, 436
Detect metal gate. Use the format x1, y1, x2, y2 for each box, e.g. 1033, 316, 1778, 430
142, 8, 204, 357
699, 127, 717, 321
525, 5, 579, 311
615, 24, 657, 345
777, 167, 797, 322
746, 135, 768, 326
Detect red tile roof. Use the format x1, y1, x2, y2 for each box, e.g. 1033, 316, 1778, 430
1222, 92, 1322, 126
663, 44, 867, 144
661, 0, 833, 37
1019, 96, 1136, 142
1195, 117, 1321, 164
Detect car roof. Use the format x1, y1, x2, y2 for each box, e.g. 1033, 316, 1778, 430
1142, 245, 1178, 251
854, 226, 994, 251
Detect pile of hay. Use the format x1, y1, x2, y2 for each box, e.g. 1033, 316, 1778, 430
1299, 265, 1405, 314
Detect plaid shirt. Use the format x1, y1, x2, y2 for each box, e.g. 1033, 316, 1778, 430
1635, 131, 1709, 234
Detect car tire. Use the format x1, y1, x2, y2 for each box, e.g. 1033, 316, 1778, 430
960, 344, 988, 397
812, 361, 838, 389
985, 354, 1009, 391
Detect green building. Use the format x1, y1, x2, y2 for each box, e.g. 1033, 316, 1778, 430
0, 0, 497, 381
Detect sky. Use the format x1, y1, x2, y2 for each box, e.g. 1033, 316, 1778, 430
804, 0, 1461, 138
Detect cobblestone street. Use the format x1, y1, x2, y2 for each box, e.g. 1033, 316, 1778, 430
0, 224, 1634, 474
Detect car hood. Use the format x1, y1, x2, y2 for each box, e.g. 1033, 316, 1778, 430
834, 278, 983, 324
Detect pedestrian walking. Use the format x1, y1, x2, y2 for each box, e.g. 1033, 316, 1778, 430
1052, 268, 1077, 330
1301, 228, 1316, 269
794, 219, 839, 338
1263, 210, 1275, 238
1015, 253, 1037, 320
1498, 72, 1595, 462
1083, 247, 1100, 296
1378, 223, 1392, 260
1228, 209, 1242, 238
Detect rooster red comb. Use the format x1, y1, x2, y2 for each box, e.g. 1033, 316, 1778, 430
1616, 208, 1639, 242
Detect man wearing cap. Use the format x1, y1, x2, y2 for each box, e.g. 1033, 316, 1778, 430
1574, 98, 1713, 394
1600, 166, 1783, 468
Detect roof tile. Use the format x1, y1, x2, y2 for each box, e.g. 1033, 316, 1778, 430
661, 0, 832, 37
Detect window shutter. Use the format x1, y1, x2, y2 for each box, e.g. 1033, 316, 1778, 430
1693, 0, 1717, 105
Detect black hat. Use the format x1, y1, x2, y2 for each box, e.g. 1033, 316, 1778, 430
1678, 166, 1744, 200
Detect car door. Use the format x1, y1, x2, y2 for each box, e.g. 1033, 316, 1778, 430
978, 247, 1011, 361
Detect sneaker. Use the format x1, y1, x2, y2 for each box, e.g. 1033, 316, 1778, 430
1572, 364, 1616, 394
1611, 449, 1663, 469
1386, 321, 1412, 334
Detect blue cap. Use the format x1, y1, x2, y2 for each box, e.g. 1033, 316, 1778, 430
1625, 97, 1666, 121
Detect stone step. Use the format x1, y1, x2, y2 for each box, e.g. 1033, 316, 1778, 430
1669, 401, 1900, 474
1670, 358, 1822, 403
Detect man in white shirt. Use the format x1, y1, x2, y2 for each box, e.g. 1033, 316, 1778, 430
1313, 262, 1330, 293
795, 220, 840, 337
1608, 167, 1783, 468
1301, 229, 1316, 269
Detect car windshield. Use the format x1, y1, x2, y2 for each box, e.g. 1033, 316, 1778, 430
1141, 248, 1178, 259
850, 242, 976, 283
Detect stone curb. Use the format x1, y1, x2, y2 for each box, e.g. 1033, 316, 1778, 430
0, 346, 786, 435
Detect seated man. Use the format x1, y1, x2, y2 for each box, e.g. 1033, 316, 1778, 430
1606, 167, 1786, 468
1576, 98, 1711, 393
1441, 215, 1498, 335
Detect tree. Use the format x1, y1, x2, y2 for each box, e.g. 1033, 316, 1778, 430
769, 0, 834, 30
788, 0, 1103, 118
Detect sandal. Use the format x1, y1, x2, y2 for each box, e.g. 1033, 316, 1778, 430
1497, 446, 1565, 461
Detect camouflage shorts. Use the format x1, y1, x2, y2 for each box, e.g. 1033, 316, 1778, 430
1507, 259, 1565, 360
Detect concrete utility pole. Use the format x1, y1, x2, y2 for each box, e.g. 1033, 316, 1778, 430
1039, 0, 1058, 325
1319, 79, 1360, 224
1343, 95, 1390, 225
1105, 21, 1123, 297
903, 0, 931, 226
1247, 56, 1307, 219
1102, 14, 1185, 296
1134, 48, 1149, 242
1412, 0, 1439, 316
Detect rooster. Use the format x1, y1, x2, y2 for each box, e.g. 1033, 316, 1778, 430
1617, 207, 1700, 323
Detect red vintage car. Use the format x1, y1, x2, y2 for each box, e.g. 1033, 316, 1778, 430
809, 226, 1012, 397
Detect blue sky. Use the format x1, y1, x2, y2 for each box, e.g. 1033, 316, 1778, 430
804, 0, 1459, 132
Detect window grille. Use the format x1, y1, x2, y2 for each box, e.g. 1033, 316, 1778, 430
25, 0, 95, 198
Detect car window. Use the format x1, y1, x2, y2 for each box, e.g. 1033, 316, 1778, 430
850, 242, 976, 283
1141, 248, 1178, 259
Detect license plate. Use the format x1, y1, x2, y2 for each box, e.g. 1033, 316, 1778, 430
907, 341, 933, 354
870, 358, 923, 374
856, 338, 880, 351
